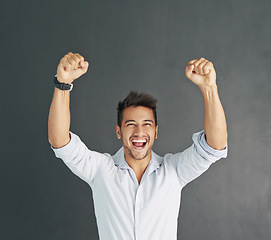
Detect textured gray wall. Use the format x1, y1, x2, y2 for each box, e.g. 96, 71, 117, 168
1, 0, 270, 239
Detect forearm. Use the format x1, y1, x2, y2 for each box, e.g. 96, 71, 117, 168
200, 85, 227, 150
48, 88, 71, 148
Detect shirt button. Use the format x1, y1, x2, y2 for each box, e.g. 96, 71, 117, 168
138, 207, 141, 211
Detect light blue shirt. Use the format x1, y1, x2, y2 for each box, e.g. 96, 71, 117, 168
52, 130, 227, 240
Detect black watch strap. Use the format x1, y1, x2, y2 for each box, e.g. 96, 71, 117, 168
54, 75, 73, 91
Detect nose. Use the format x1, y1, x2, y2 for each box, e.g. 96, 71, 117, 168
134, 125, 144, 136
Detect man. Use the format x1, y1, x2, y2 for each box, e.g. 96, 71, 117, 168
48, 52, 228, 240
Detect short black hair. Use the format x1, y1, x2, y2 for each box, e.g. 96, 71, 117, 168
117, 91, 158, 127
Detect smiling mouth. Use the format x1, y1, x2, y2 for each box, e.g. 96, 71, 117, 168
131, 139, 147, 149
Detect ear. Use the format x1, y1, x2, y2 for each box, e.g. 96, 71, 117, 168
155, 125, 158, 139
116, 125, 121, 139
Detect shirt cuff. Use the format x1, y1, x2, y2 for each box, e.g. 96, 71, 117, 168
192, 130, 228, 163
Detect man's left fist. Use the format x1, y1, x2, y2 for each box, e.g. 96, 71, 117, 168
185, 57, 216, 88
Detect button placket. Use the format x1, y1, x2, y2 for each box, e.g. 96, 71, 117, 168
134, 185, 143, 239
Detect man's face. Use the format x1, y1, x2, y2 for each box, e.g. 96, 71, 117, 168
116, 106, 158, 162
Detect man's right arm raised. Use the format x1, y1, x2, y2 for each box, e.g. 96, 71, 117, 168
48, 52, 89, 148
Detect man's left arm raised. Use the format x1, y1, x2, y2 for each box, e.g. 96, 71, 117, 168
185, 57, 228, 150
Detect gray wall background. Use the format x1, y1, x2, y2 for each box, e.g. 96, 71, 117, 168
1, 0, 270, 239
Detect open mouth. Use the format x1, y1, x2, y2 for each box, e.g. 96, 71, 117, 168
131, 139, 147, 149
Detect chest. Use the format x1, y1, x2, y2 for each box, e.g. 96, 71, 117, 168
92, 162, 182, 213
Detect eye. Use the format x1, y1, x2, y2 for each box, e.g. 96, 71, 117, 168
144, 123, 152, 126
127, 123, 136, 127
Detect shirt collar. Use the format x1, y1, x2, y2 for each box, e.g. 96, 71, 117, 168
112, 147, 164, 173
112, 147, 130, 169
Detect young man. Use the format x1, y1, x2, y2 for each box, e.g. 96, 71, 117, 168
48, 52, 228, 240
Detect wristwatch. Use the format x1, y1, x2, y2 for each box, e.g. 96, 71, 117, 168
54, 74, 73, 91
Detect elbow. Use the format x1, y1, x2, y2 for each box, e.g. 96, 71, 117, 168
209, 142, 227, 151
221, 129, 228, 149
48, 133, 53, 146
216, 142, 227, 151
48, 135, 58, 148
48, 133, 71, 149
206, 131, 228, 150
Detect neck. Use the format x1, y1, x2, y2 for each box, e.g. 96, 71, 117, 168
125, 152, 151, 171
124, 152, 152, 184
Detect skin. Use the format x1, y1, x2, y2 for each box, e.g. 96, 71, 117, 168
48, 53, 227, 184
116, 106, 158, 183
185, 57, 228, 150
48, 52, 89, 148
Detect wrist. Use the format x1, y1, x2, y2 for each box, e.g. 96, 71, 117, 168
199, 84, 218, 96
199, 84, 219, 102
54, 75, 73, 91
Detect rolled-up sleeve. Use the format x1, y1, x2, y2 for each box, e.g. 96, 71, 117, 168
51, 132, 109, 186
193, 130, 228, 162
168, 130, 228, 187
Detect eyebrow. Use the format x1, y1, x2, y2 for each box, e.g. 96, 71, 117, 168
125, 120, 154, 124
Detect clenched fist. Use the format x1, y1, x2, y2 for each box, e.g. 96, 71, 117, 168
57, 52, 89, 84
185, 57, 216, 88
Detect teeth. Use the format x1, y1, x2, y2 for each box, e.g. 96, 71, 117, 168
132, 139, 146, 143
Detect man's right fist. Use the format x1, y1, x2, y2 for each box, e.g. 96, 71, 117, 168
56, 52, 89, 84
